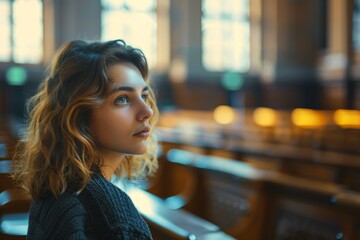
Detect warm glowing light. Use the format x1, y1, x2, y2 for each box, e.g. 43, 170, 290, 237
213, 105, 236, 125
291, 108, 326, 128
253, 107, 277, 127
334, 109, 360, 129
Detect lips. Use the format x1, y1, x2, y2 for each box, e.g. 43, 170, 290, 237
133, 126, 150, 138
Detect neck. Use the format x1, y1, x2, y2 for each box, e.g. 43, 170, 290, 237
101, 164, 116, 180
98, 149, 125, 180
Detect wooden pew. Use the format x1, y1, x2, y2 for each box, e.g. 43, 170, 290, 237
0, 160, 30, 240
0, 128, 17, 161
164, 148, 358, 240
331, 190, 360, 239
156, 109, 360, 177
165, 149, 270, 239
263, 174, 349, 240
0, 188, 29, 240
0, 161, 13, 192
125, 186, 235, 240
0, 144, 6, 159
157, 126, 360, 190
157, 109, 360, 154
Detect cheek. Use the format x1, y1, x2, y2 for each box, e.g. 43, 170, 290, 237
89, 110, 129, 142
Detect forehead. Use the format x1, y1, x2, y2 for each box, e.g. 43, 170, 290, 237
107, 62, 146, 88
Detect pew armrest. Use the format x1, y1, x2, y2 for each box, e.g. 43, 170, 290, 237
0, 188, 30, 237
0, 188, 30, 213
333, 190, 360, 209
126, 186, 236, 240
0, 213, 29, 236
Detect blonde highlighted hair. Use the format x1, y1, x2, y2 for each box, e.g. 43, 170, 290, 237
12, 40, 159, 201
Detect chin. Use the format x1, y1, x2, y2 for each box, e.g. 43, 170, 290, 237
136, 143, 148, 155
127, 151, 147, 156
120, 143, 148, 155
137, 149, 148, 155
129, 147, 148, 155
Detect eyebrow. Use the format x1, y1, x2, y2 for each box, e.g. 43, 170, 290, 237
110, 85, 149, 94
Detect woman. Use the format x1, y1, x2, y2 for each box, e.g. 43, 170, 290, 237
12, 39, 159, 239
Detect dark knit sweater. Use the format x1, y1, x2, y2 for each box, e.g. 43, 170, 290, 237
27, 173, 152, 240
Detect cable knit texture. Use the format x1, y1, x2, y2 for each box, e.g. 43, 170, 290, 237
27, 173, 152, 240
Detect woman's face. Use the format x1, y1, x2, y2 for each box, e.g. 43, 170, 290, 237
89, 62, 153, 156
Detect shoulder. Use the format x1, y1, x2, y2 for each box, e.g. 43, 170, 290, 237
29, 191, 85, 227
78, 173, 152, 239
27, 191, 95, 239
80, 173, 142, 223
81, 173, 136, 216
28, 174, 151, 239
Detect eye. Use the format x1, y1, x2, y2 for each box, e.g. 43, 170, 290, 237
141, 93, 150, 102
115, 96, 129, 105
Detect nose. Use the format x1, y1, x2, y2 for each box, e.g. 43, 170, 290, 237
137, 101, 153, 122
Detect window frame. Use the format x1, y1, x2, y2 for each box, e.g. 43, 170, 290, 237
0, 0, 44, 65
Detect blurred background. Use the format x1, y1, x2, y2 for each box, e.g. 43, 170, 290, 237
0, 0, 360, 240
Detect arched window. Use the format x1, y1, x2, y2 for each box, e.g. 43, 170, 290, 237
0, 0, 43, 64
101, 0, 157, 68
202, 0, 250, 72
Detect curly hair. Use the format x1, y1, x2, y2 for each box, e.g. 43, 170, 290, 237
12, 40, 159, 201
